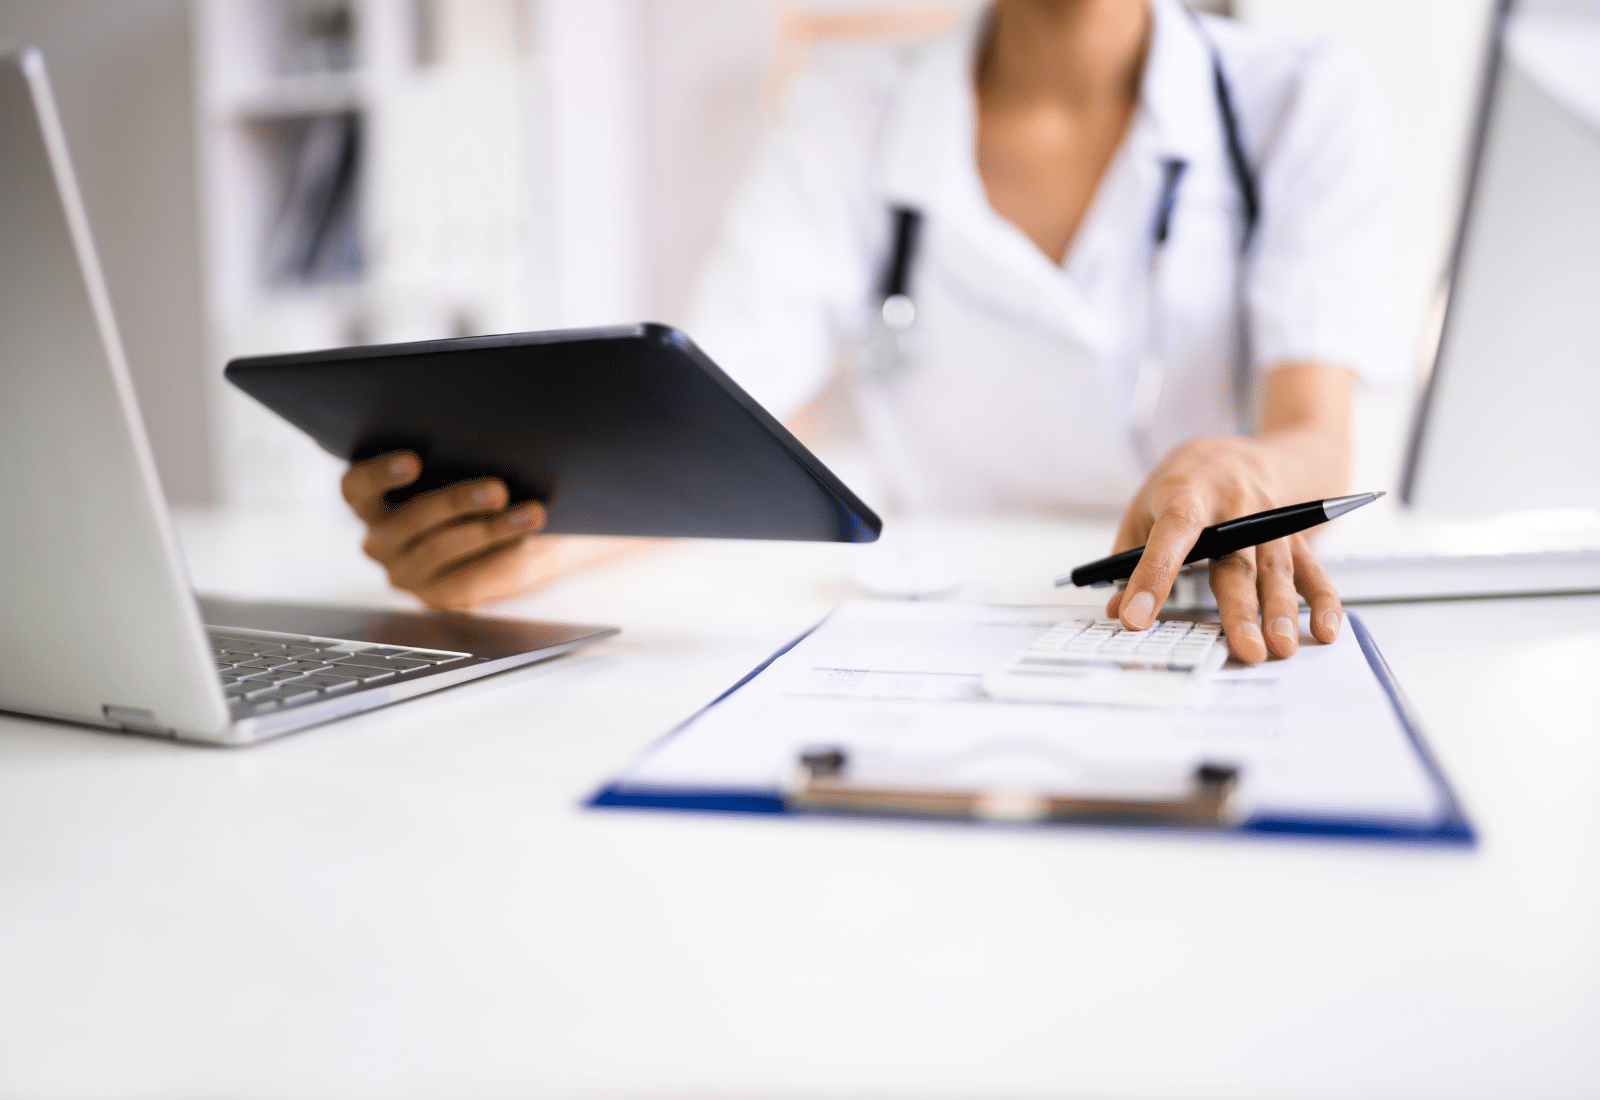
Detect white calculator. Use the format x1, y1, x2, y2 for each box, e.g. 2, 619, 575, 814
982, 617, 1230, 707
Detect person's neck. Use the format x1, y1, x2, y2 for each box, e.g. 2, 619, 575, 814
978, 0, 1152, 111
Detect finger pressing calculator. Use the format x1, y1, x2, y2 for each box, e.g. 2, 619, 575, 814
982, 617, 1229, 707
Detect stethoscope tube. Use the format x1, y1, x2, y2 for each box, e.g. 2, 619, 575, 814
1151, 158, 1190, 249
882, 206, 922, 303
1130, 156, 1192, 464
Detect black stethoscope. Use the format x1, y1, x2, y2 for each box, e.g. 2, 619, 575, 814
858, 14, 1261, 465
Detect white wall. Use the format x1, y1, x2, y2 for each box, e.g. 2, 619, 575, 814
536, 0, 647, 326
0, 1, 213, 504
635, 0, 771, 327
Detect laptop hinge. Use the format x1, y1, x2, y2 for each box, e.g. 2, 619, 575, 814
102, 704, 173, 737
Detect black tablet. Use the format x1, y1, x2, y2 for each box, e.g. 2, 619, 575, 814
224, 324, 881, 542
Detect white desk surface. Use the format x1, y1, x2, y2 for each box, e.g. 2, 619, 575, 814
2, 506, 1597, 1100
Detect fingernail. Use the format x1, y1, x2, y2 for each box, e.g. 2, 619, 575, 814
507, 505, 538, 530
472, 485, 494, 506
1237, 620, 1264, 647
1270, 616, 1295, 643
388, 456, 413, 477
1125, 590, 1155, 627
1322, 609, 1341, 639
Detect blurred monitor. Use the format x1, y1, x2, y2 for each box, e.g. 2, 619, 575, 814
1402, 0, 1600, 519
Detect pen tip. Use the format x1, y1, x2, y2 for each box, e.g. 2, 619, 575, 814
1322, 491, 1386, 521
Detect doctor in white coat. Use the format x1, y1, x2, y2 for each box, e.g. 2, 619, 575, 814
341, 0, 1395, 666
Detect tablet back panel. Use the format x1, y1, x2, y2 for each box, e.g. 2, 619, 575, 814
226, 325, 881, 542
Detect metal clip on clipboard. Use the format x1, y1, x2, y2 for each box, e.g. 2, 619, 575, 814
784, 747, 1242, 827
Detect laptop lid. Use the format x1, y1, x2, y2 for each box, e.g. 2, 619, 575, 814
0, 44, 227, 737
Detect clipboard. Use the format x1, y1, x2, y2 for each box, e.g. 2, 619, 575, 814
590, 604, 1475, 845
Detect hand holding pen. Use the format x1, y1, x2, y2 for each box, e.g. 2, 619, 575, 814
1088, 436, 1380, 664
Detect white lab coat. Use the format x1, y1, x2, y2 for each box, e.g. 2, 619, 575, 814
689, 0, 1397, 515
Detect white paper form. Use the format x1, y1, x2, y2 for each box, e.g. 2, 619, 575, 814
611, 602, 1449, 828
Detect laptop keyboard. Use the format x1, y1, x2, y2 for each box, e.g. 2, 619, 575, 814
210, 629, 471, 722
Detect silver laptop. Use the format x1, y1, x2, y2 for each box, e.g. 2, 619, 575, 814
0, 44, 616, 746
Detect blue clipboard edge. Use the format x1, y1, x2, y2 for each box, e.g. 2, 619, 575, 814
587, 610, 1477, 847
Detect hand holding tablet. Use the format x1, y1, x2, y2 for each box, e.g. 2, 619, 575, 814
228, 325, 881, 607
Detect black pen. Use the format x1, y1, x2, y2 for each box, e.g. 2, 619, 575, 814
1058, 492, 1385, 588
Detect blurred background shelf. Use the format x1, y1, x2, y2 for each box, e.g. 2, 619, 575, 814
196, 0, 554, 506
